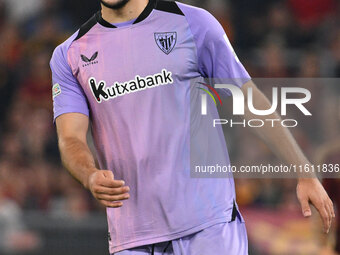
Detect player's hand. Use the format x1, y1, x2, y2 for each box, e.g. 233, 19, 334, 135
297, 178, 335, 233
86, 169, 130, 208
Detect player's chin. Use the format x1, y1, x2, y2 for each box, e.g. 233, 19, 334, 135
101, 0, 118, 4
100, 0, 129, 8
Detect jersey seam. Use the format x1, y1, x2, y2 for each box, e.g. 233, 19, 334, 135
177, 3, 204, 77
59, 33, 81, 87
66, 43, 76, 80
67, 21, 100, 78
62, 34, 91, 102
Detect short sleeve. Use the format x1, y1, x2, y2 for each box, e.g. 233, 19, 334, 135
179, 3, 251, 90
50, 42, 89, 121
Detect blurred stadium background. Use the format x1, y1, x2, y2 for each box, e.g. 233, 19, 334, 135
0, 0, 339, 254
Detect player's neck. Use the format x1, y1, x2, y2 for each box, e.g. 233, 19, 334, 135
101, 0, 149, 24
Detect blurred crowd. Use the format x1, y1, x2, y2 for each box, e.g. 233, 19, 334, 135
0, 0, 104, 218
0, 0, 339, 253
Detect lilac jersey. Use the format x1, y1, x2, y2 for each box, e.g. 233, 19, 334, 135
50, 0, 250, 253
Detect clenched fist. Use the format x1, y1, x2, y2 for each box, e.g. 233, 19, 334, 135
86, 169, 130, 208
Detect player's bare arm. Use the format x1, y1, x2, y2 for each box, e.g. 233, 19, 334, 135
241, 80, 335, 233
55, 113, 130, 208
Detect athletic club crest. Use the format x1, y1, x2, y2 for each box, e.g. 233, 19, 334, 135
154, 32, 177, 55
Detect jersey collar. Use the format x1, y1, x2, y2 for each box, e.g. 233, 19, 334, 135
96, 0, 157, 28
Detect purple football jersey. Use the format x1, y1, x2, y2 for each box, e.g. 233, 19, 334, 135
50, 0, 250, 253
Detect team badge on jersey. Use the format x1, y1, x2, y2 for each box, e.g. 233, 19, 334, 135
154, 32, 177, 55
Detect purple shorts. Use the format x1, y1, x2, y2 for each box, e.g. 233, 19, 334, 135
113, 213, 248, 255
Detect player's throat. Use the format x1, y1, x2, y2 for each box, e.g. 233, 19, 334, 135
100, 0, 149, 24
